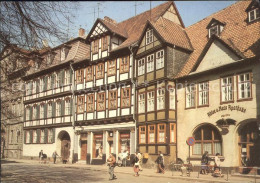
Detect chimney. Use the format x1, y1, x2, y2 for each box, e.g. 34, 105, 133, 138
104, 16, 117, 24
78, 28, 85, 37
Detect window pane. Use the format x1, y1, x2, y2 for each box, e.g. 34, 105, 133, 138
203, 143, 212, 155
203, 129, 212, 140
214, 142, 222, 155
214, 131, 221, 140
194, 129, 201, 140
193, 143, 201, 155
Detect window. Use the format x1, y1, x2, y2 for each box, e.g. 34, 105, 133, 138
40, 104, 44, 119
193, 125, 222, 155
101, 36, 108, 50
65, 98, 71, 115
147, 54, 154, 73
138, 93, 145, 113
76, 69, 84, 83
157, 88, 165, 110
169, 87, 175, 110
157, 124, 166, 143
56, 72, 61, 87
77, 96, 85, 113
221, 76, 233, 102
26, 131, 30, 143
10, 130, 13, 144
47, 102, 52, 118
61, 48, 66, 61
249, 8, 259, 22
138, 58, 145, 76
108, 60, 116, 76
120, 56, 129, 73
40, 129, 44, 143
93, 39, 99, 53
86, 66, 93, 81
32, 105, 37, 120
86, 95, 94, 112
33, 130, 37, 143
156, 50, 164, 69
26, 107, 30, 120
121, 88, 131, 108
32, 81, 37, 94
186, 84, 196, 108
48, 129, 53, 143
109, 91, 117, 110
47, 54, 52, 64
40, 78, 44, 92
238, 73, 252, 100
96, 63, 104, 79
209, 25, 219, 38
97, 92, 105, 111
147, 91, 154, 112
56, 100, 61, 116
139, 126, 146, 144
146, 29, 153, 45
64, 69, 71, 85
198, 82, 209, 106
148, 125, 155, 143
170, 123, 176, 143
47, 75, 51, 90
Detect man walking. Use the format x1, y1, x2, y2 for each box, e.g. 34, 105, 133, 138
52, 151, 59, 164
39, 150, 43, 164
107, 153, 117, 180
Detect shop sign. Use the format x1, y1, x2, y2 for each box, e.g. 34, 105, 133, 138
207, 105, 246, 117
120, 134, 130, 138
94, 134, 103, 138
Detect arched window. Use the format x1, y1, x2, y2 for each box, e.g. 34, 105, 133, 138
193, 125, 222, 155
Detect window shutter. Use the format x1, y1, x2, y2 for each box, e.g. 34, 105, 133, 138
52, 128, 55, 143
61, 70, 65, 86
61, 100, 65, 116
52, 102, 56, 117
70, 69, 73, 84
29, 130, 33, 143
44, 76, 47, 91
24, 131, 26, 143
44, 103, 47, 118
70, 98, 73, 115
44, 128, 48, 143
36, 129, 40, 143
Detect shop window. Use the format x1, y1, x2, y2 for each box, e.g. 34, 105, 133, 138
198, 82, 209, 106
86, 66, 93, 81
138, 93, 145, 113
109, 90, 117, 110
87, 94, 94, 112
193, 125, 222, 155
119, 133, 130, 153
139, 126, 146, 144
148, 125, 155, 143
221, 76, 233, 102
186, 84, 196, 108
120, 56, 129, 73
77, 96, 85, 114
97, 92, 105, 111
238, 72, 252, 100
147, 91, 154, 112
157, 124, 166, 143
93, 134, 103, 159
121, 88, 131, 108
108, 60, 116, 76
96, 63, 104, 79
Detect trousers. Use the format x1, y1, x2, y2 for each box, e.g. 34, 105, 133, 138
108, 166, 115, 179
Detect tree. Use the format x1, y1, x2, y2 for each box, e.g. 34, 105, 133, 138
0, 1, 79, 52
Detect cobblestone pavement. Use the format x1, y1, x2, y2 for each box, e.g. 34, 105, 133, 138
1, 159, 260, 183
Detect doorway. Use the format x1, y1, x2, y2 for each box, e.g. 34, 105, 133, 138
81, 141, 87, 160
59, 131, 71, 162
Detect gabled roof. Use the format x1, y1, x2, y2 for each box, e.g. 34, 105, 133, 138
177, 0, 260, 78
245, 0, 260, 11
150, 17, 193, 51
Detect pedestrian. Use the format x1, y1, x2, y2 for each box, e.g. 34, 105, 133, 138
107, 153, 117, 180
39, 150, 43, 164
132, 152, 140, 177
155, 151, 165, 174
52, 151, 59, 164
137, 152, 143, 171
201, 151, 209, 174
122, 150, 128, 167
213, 153, 222, 177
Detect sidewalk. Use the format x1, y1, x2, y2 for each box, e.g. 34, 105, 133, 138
2, 158, 260, 183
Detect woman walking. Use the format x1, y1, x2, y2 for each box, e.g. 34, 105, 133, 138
132, 152, 140, 177
201, 151, 209, 174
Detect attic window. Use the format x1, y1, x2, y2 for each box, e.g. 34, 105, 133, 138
61, 47, 66, 61
248, 8, 259, 22
209, 25, 219, 38
47, 54, 52, 64
146, 29, 153, 45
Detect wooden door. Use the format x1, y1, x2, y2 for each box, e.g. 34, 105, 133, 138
61, 140, 70, 160
92, 139, 96, 158
81, 141, 87, 160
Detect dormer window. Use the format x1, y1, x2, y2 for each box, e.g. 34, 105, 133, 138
61, 47, 66, 61
249, 8, 259, 22
146, 29, 153, 45
47, 53, 52, 64
207, 19, 225, 38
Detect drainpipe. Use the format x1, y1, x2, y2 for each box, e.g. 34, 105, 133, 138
70, 62, 76, 163
175, 79, 178, 161
128, 44, 137, 153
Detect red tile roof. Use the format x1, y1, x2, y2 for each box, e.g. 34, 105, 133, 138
177, 0, 260, 78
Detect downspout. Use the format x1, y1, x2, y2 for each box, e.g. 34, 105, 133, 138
70, 62, 76, 163
128, 45, 137, 153
175, 78, 178, 162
